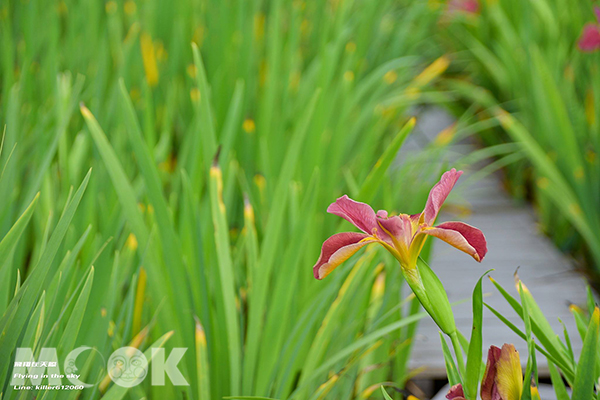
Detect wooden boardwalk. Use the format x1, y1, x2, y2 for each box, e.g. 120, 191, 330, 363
406, 109, 590, 379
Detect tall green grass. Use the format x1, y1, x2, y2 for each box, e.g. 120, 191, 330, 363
0, 0, 454, 398
440, 0, 600, 283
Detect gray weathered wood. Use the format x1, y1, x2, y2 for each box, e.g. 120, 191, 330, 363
407, 108, 590, 381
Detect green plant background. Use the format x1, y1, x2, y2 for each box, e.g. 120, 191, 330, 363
1, 0, 599, 398
0, 0, 453, 398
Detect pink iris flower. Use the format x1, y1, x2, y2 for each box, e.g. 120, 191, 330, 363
447, 344, 530, 400
448, 0, 480, 15
578, 6, 600, 52
313, 169, 487, 280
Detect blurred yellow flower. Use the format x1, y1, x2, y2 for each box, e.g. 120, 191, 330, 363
254, 174, 266, 193
159, 154, 177, 173
254, 13, 266, 40
57, 1, 68, 15
105, 1, 117, 14
259, 60, 268, 87
129, 87, 141, 103
107, 320, 115, 337
564, 64, 575, 82
243, 119, 256, 133
428, 0, 442, 10
190, 88, 201, 102
301, 19, 311, 36
140, 32, 159, 87
536, 176, 549, 189
435, 124, 457, 146
244, 199, 255, 224
404, 87, 420, 100
371, 269, 386, 300
187, 64, 197, 78
383, 70, 398, 84
126, 233, 138, 251
345, 41, 357, 53
412, 55, 450, 88
195, 320, 207, 346
585, 89, 596, 126
496, 108, 515, 130
124, 0, 136, 15
193, 26, 205, 47
569, 203, 582, 217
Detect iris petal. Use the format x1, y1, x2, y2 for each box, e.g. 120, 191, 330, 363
446, 384, 466, 400
481, 345, 502, 400
448, 0, 480, 14
423, 169, 463, 225
378, 214, 414, 248
313, 232, 374, 280
496, 344, 523, 400
421, 221, 487, 262
327, 195, 378, 234
578, 23, 600, 52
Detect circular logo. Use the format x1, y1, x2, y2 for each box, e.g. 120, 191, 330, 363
107, 347, 148, 387
64, 346, 106, 387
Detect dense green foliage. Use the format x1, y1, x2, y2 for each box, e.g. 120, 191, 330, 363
2, 0, 599, 398
442, 0, 600, 283
0, 0, 455, 398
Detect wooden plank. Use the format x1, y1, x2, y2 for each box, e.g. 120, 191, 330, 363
407, 108, 589, 379
409, 176, 588, 377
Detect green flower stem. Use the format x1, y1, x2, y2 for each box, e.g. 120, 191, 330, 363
450, 331, 466, 386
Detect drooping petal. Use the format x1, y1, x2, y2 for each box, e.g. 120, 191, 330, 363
481, 345, 502, 400
327, 195, 379, 234
313, 232, 374, 280
422, 169, 463, 225
446, 384, 466, 400
595, 5, 600, 22
421, 221, 487, 262
578, 23, 600, 52
495, 344, 523, 400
